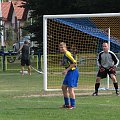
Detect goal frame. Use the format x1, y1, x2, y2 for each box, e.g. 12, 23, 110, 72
43, 13, 120, 91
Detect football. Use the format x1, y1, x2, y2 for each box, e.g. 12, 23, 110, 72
20, 70, 28, 74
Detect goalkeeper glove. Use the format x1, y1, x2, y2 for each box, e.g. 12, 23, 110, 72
109, 66, 116, 74
99, 66, 105, 72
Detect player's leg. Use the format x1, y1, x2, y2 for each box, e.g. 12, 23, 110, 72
92, 77, 101, 96
26, 59, 31, 75
21, 59, 25, 75
61, 85, 69, 107
62, 73, 70, 107
21, 66, 24, 75
68, 87, 76, 109
92, 67, 107, 96
28, 66, 31, 75
109, 67, 119, 95
110, 74, 119, 95
67, 69, 79, 108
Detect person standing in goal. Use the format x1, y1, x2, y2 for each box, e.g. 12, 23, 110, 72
18, 40, 31, 75
59, 42, 79, 109
92, 42, 119, 96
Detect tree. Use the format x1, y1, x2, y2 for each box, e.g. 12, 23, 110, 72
22, 0, 120, 53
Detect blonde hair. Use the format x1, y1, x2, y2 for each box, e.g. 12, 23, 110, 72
59, 42, 66, 47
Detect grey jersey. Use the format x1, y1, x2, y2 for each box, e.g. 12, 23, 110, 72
97, 50, 119, 69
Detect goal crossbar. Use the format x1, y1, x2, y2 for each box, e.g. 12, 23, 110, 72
43, 13, 120, 19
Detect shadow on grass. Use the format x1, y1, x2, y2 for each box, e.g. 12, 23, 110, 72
16, 107, 60, 110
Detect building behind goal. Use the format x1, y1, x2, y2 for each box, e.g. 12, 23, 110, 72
43, 13, 120, 93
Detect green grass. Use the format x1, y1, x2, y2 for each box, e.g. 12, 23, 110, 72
0, 72, 120, 120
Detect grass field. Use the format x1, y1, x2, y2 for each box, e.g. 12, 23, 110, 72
0, 71, 120, 120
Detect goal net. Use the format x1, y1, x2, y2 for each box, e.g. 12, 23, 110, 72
43, 13, 120, 92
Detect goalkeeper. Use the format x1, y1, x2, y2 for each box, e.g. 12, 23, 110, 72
59, 42, 79, 109
92, 42, 119, 96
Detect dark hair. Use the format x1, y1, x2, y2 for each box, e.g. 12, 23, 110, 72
24, 40, 29, 44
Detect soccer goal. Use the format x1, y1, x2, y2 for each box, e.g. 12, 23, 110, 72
43, 13, 120, 92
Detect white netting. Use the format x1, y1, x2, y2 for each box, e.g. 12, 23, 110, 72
43, 14, 120, 92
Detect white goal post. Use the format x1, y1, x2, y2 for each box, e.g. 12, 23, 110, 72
43, 13, 120, 92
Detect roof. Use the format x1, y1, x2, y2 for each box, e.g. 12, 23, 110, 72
1, 2, 13, 21
12, 1, 28, 20
1, 1, 27, 21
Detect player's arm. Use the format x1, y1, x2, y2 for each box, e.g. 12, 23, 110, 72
62, 63, 76, 75
97, 52, 105, 72
17, 45, 23, 53
109, 52, 119, 73
97, 52, 103, 67
110, 51, 119, 67
66, 63, 76, 71
62, 51, 76, 74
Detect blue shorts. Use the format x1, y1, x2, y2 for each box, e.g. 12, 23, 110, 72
63, 68, 79, 87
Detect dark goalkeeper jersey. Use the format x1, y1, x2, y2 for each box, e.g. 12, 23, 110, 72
97, 50, 119, 69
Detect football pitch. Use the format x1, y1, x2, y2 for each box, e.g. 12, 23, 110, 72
0, 72, 120, 120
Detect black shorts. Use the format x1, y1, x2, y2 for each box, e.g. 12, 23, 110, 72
97, 67, 116, 79
21, 59, 31, 66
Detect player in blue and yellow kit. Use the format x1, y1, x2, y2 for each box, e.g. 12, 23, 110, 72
59, 42, 79, 109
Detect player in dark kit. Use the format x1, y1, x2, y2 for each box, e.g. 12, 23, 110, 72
18, 40, 31, 75
92, 42, 119, 96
